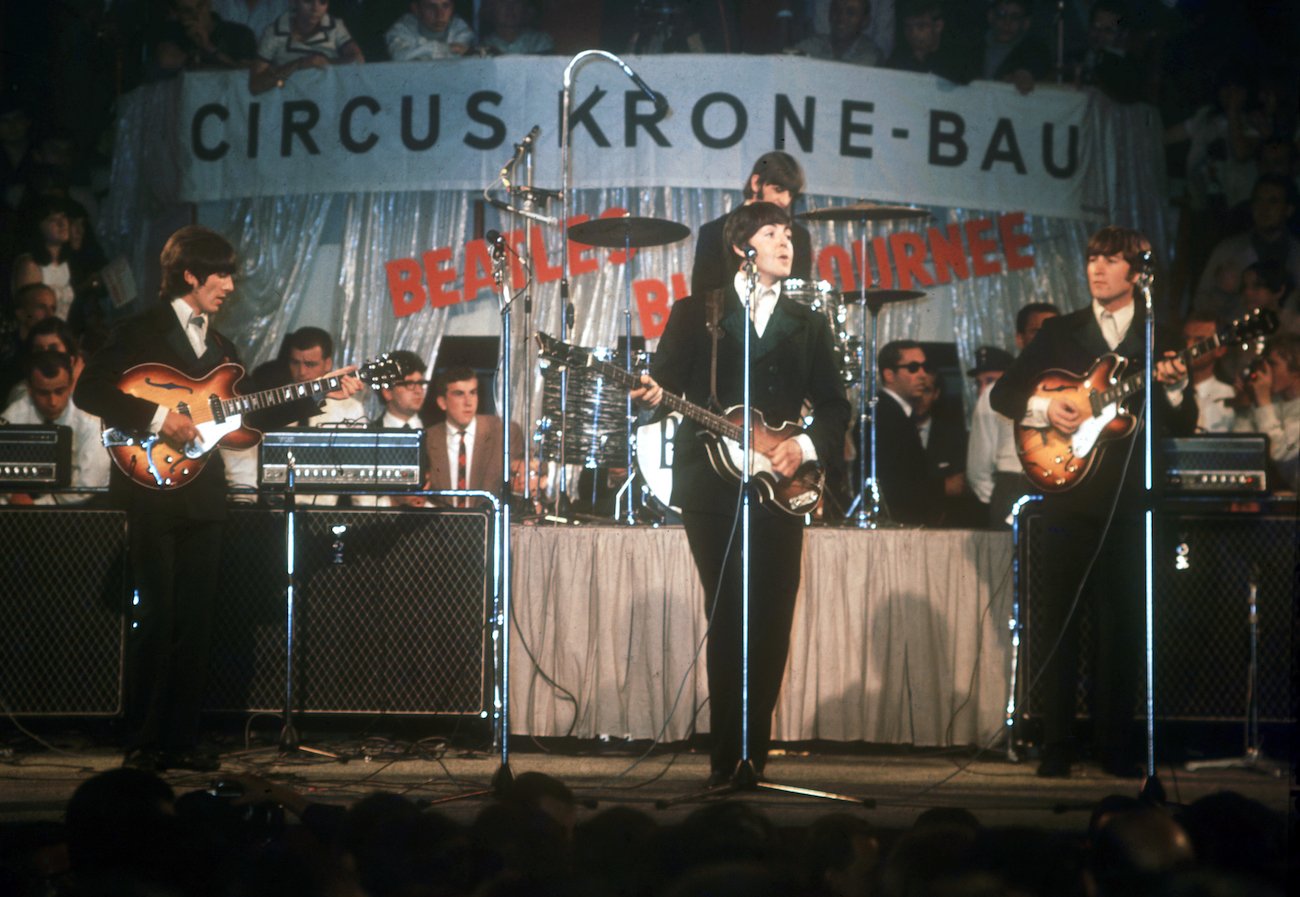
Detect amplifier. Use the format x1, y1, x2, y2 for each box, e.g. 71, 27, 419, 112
260, 429, 424, 491
0, 424, 72, 488
1160, 434, 1268, 494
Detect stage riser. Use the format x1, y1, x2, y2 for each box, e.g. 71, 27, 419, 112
1016, 508, 1297, 728
0, 508, 493, 718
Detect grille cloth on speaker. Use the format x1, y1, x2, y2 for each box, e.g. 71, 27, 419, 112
205, 508, 492, 715
1016, 506, 1296, 726
0, 509, 127, 716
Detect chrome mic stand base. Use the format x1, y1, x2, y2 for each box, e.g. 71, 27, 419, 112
655, 759, 873, 809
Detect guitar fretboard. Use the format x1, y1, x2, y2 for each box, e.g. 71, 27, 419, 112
220, 375, 344, 420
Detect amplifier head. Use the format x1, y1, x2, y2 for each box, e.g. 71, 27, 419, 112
1160, 434, 1268, 495
0, 424, 72, 488
259, 428, 424, 492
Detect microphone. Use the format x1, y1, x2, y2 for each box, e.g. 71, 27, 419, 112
500, 125, 541, 184
1133, 250, 1153, 274
743, 245, 757, 260
484, 229, 508, 260
616, 59, 666, 114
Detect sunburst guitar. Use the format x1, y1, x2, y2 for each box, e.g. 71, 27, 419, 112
102, 355, 402, 489
1014, 308, 1276, 492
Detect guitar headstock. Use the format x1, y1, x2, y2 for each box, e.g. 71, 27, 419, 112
357, 353, 406, 389
535, 332, 576, 365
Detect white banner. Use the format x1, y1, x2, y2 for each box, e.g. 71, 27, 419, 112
180, 55, 1105, 220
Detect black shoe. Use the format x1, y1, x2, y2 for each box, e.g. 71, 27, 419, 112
122, 747, 165, 773
704, 768, 732, 788
161, 747, 221, 772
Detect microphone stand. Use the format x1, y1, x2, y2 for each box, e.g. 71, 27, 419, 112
1136, 257, 1164, 802
559, 50, 661, 519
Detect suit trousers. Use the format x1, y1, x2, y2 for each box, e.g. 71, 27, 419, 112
1033, 508, 1145, 758
683, 507, 804, 774
125, 509, 224, 751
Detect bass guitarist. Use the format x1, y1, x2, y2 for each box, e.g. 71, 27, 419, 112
632, 202, 850, 786
74, 226, 363, 773
989, 226, 1197, 779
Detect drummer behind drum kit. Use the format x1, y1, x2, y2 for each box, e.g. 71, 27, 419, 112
532, 203, 929, 524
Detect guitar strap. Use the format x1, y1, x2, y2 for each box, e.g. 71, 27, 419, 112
704, 288, 724, 409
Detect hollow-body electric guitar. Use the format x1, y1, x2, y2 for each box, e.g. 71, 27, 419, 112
102, 355, 401, 489
1014, 308, 1276, 492
536, 332, 823, 516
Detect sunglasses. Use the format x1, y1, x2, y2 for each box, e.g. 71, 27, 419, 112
891, 361, 933, 373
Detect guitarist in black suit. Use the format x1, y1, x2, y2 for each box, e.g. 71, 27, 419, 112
634, 202, 850, 786
989, 226, 1197, 779
74, 226, 362, 773
690, 151, 814, 295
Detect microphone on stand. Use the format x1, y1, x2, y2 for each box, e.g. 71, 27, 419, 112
485, 229, 508, 260
500, 125, 541, 186
616, 59, 667, 114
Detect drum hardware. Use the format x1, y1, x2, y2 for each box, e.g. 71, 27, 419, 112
799, 202, 932, 528
783, 278, 859, 386
568, 215, 690, 525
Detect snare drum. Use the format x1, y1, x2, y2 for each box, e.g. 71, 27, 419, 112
782, 279, 858, 385
634, 411, 682, 517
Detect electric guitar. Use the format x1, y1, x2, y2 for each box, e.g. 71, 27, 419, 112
102, 355, 403, 490
1014, 308, 1276, 492
536, 332, 824, 516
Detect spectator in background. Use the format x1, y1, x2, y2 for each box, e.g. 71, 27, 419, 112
2, 350, 110, 506
911, 377, 977, 527
7, 316, 85, 405
791, 0, 881, 67
1071, 0, 1144, 103
147, 0, 259, 79
1233, 333, 1300, 491
10, 196, 79, 321
1182, 311, 1235, 433
886, 0, 977, 85
981, 0, 1052, 94
1194, 174, 1300, 319
0, 98, 33, 210
481, 0, 555, 55
385, 0, 474, 60
871, 339, 942, 525
249, 0, 364, 95
1238, 258, 1300, 334
212, 0, 289, 41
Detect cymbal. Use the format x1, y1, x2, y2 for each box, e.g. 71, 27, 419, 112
841, 289, 927, 306
567, 216, 691, 248
798, 203, 930, 223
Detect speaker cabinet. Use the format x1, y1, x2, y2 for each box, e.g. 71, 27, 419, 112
1014, 502, 1297, 732
0, 509, 128, 716
205, 507, 494, 715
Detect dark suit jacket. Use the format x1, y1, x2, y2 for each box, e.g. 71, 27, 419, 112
650, 283, 850, 515
871, 389, 942, 525
690, 212, 813, 295
989, 305, 1197, 517
426, 414, 524, 498
74, 303, 313, 520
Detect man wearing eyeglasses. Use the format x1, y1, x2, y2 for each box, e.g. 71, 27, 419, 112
871, 340, 943, 525
354, 349, 430, 508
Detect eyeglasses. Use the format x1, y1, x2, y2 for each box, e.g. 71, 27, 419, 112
891, 361, 933, 373
393, 379, 429, 389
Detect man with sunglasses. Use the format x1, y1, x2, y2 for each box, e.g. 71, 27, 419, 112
871, 340, 943, 525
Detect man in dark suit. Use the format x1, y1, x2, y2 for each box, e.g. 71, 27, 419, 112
74, 226, 361, 773
871, 339, 943, 525
990, 226, 1196, 779
425, 365, 523, 506
635, 202, 850, 785
690, 151, 814, 295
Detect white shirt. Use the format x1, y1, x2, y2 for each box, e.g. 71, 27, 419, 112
385, 12, 476, 61
444, 415, 476, 491
965, 388, 1021, 503
1233, 395, 1300, 491
2, 392, 110, 505
381, 411, 424, 430
212, 0, 287, 42
258, 11, 355, 65
1193, 376, 1236, 433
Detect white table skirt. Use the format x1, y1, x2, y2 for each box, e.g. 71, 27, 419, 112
509, 524, 1014, 747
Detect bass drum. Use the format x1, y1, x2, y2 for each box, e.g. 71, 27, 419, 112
635, 410, 682, 522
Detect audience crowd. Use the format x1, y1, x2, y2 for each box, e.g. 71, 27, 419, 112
0, 767, 1289, 897
1, 0, 1299, 510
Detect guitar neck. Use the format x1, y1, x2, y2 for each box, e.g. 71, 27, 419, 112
583, 358, 742, 441
221, 372, 347, 418
1091, 328, 1225, 414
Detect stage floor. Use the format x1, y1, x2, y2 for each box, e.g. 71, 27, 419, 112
2, 733, 1290, 834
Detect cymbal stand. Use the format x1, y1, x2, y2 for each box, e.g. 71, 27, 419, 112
615, 228, 640, 525
845, 221, 887, 527
659, 258, 869, 810
1184, 566, 1284, 776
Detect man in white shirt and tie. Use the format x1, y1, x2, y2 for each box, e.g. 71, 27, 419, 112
354, 349, 430, 508
425, 365, 522, 507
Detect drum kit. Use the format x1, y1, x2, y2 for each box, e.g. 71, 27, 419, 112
533, 202, 930, 525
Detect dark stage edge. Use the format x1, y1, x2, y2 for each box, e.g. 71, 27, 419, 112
1, 735, 1292, 832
